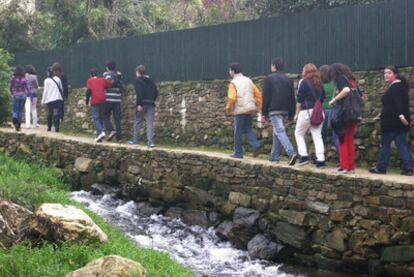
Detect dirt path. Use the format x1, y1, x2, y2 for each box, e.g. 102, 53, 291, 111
1, 126, 413, 185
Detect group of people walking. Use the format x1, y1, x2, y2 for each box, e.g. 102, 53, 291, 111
226, 58, 413, 176
9, 57, 413, 176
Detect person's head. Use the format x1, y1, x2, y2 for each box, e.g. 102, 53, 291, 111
46, 67, 54, 78
384, 65, 408, 89
271, 58, 284, 72
302, 63, 322, 90
319, 64, 333, 84
51, 62, 63, 77
106, 60, 116, 71
229, 62, 242, 78
135, 65, 146, 77
90, 68, 98, 77
25, 64, 37, 75
14, 65, 25, 78
331, 63, 355, 82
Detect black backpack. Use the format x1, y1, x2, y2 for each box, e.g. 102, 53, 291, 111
341, 86, 364, 123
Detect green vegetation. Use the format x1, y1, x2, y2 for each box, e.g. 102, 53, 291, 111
0, 49, 12, 124
0, 153, 192, 277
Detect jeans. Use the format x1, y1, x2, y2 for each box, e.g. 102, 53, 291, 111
377, 131, 413, 172
233, 114, 260, 158
46, 100, 63, 132
270, 115, 296, 161
133, 105, 155, 145
91, 104, 105, 137
322, 108, 339, 154
294, 109, 325, 162
12, 96, 26, 124
103, 102, 122, 140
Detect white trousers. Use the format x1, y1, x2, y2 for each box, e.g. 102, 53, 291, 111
294, 109, 325, 161
25, 97, 38, 128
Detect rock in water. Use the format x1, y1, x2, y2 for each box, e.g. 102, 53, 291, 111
30, 203, 107, 243
66, 255, 147, 277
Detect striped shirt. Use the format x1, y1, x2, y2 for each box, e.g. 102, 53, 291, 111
103, 71, 123, 103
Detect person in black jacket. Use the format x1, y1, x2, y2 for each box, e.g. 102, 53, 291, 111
128, 65, 159, 147
262, 58, 297, 165
369, 66, 412, 176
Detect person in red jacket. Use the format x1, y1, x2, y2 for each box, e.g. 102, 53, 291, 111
86, 68, 112, 142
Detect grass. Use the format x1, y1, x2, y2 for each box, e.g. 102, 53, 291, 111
0, 153, 193, 277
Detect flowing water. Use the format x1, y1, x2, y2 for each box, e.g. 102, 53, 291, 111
70, 191, 351, 277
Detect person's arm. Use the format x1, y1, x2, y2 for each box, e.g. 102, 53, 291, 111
226, 82, 237, 114
252, 83, 262, 113
262, 77, 271, 118
9, 77, 14, 95
294, 80, 305, 121
288, 80, 296, 119
41, 79, 48, 104
34, 76, 39, 89
104, 79, 112, 88
86, 89, 91, 105
393, 86, 409, 126
329, 76, 351, 106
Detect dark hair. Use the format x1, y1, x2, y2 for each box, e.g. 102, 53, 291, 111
319, 65, 333, 83
25, 64, 37, 75
271, 58, 284, 71
385, 65, 409, 90
14, 65, 25, 77
106, 60, 116, 70
331, 63, 355, 83
230, 63, 242, 74
51, 62, 63, 77
136, 65, 146, 75
90, 68, 98, 77
46, 67, 54, 78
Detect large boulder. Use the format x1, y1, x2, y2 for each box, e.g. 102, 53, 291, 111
227, 207, 260, 249
66, 255, 147, 277
0, 214, 16, 249
30, 203, 107, 243
0, 200, 33, 238
247, 234, 285, 260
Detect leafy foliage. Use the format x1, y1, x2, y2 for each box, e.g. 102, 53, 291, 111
0, 48, 12, 124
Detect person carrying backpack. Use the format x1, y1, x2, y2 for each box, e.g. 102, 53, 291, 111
103, 60, 123, 142
294, 63, 326, 168
329, 63, 362, 174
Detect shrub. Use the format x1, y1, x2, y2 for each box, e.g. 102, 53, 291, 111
0, 48, 12, 124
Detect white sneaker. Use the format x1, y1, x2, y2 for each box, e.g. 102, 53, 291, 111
107, 131, 116, 141
149, 143, 155, 148
95, 132, 106, 143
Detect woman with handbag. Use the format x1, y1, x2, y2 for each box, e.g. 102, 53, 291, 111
294, 63, 326, 167
41, 67, 64, 132
369, 66, 413, 176
329, 63, 358, 174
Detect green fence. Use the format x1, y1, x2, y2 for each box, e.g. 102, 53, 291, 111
14, 0, 414, 88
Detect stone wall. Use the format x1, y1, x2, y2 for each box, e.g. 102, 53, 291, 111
2, 130, 414, 275
37, 67, 414, 165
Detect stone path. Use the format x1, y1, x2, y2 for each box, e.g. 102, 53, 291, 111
1, 126, 413, 185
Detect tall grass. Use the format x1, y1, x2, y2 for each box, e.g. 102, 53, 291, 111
0, 154, 192, 277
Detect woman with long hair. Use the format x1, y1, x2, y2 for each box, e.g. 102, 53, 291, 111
41, 67, 63, 132
369, 66, 413, 176
9, 65, 31, 131
294, 63, 326, 167
329, 63, 357, 174
24, 64, 39, 128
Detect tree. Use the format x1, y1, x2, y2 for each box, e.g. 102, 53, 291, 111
0, 48, 12, 124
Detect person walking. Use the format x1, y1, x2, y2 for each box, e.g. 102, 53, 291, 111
24, 65, 39, 129
369, 66, 413, 176
226, 62, 262, 159
41, 67, 63, 132
328, 63, 358, 174
294, 63, 326, 167
10, 65, 31, 131
319, 65, 339, 157
103, 60, 123, 142
262, 58, 297, 165
128, 65, 159, 147
86, 68, 113, 143
51, 62, 69, 120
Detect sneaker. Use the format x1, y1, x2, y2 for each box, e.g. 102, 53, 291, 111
94, 132, 105, 143
332, 167, 346, 173
269, 159, 280, 164
315, 161, 326, 168
369, 167, 386, 174
296, 156, 309, 166
288, 154, 298, 166
149, 143, 155, 148
401, 169, 413, 176
230, 154, 243, 159
127, 140, 137, 145
253, 146, 262, 158
107, 131, 116, 141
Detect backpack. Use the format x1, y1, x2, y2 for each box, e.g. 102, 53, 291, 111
341, 86, 364, 123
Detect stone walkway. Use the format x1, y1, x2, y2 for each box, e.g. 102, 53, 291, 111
1, 126, 414, 185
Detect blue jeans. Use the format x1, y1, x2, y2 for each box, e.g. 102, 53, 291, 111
133, 105, 155, 145
12, 96, 26, 123
322, 108, 339, 155
270, 115, 296, 161
91, 104, 105, 136
377, 132, 413, 172
103, 102, 122, 140
233, 114, 260, 158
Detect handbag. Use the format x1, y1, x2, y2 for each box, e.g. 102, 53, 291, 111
304, 80, 323, 126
